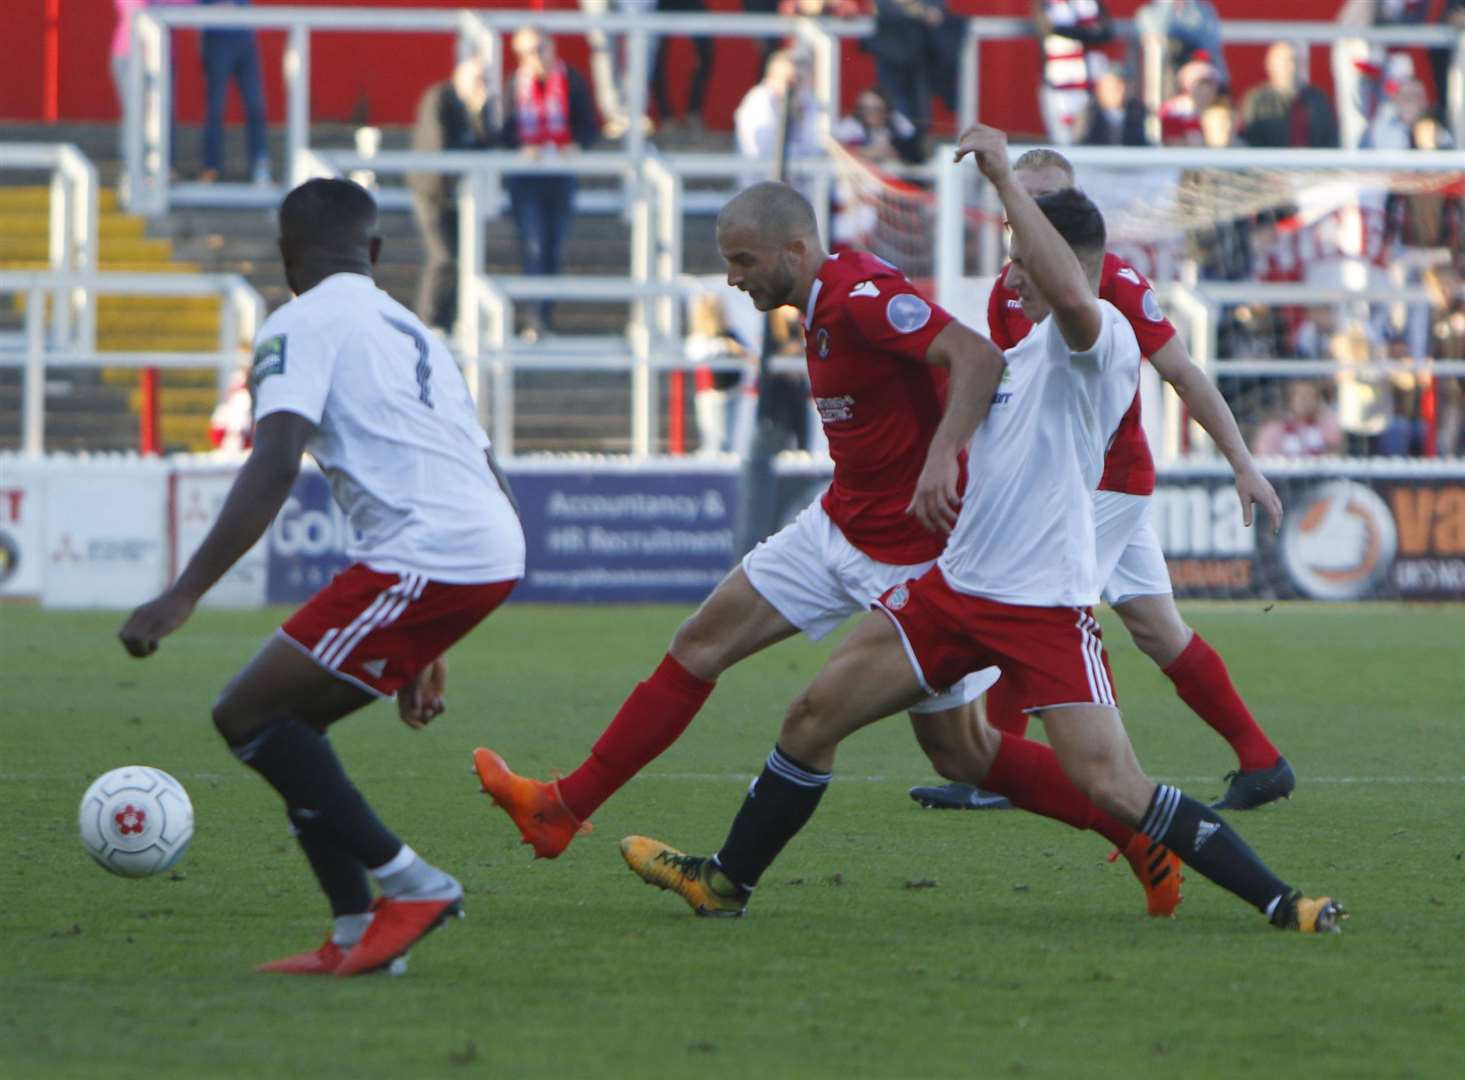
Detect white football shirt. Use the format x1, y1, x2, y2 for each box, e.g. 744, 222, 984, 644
252, 273, 525, 583
939, 301, 1140, 607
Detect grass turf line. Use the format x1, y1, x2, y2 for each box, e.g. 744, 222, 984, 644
1, 604, 1463, 1079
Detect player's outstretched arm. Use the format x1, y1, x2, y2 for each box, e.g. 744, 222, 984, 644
1147, 337, 1283, 535
118, 412, 314, 658
906, 321, 1006, 534
955, 124, 1101, 351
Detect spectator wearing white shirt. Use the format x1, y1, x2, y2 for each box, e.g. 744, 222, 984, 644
734, 50, 823, 187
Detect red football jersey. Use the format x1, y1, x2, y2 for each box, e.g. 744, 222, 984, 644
986, 252, 1176, 495
804, 251, 957, 564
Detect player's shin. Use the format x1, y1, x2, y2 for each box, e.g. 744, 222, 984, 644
1138, 784, 1290, 915
714, 745, 831, 893
230, 718, 403, 869
286, 806, 372, 918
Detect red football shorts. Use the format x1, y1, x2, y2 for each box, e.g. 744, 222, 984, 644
873, 566, 1117, 712
281, 563, 517, 697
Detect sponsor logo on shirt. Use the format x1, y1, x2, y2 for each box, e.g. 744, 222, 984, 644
253, 334, 287, 384
886, 293, 932, 334
992, 365, 1014, 405
814, 394, 854, 423
849, 280, 881, 299
1116, 267, 1142, 286
815, 326, 830, 358
1005, 299, 1024, 310
1141, 289, 1164, 323
885, 584, 909, 610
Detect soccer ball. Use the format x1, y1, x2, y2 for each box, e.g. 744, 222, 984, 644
78, 766, 194, 878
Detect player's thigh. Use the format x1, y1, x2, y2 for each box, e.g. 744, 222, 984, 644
1094, 491, 1155, 590
213, 633, 376, 742
1037, 704, 1153, 822
780, 613, 928, 768
670, 566, 801, 679
909, 698, 1002, 780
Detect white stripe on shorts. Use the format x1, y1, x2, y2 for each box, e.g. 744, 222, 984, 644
1075, 610, 1115, 706
319, 573, 422, 670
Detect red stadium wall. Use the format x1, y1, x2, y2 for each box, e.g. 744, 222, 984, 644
2, 0, 1431, 135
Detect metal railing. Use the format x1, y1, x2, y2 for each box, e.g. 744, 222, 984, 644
0, 271, 265, 456
1, 144, 100, 354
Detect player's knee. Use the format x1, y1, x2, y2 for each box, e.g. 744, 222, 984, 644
1118, 602, 1188, 665
210, 686, 263, 745
668, 611, 727, 680
780, 686, 836, 756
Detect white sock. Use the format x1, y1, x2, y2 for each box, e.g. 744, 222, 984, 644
332, 912, 373, 947
368, 844, 417, 880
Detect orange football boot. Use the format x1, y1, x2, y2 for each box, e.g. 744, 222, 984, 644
472, 747, 591, 859
335, 895, 462, 977
1111, 833, 1185, 918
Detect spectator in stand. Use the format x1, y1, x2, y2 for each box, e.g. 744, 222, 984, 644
1183, 101, 1253, 281
1332, 321, 1397, 456
1333, 0, 1432, 149
1253, 380, 1343, 458
651, 0, 714, 134
1034, 0, 1114, 146
1428, 266, 1465, 456
686, 293, 751, 456
408, 59, 500, 335
761, 305, 812, 451
1135, 0, 1229, 92
502, 29, 598, 340
112, 1, 195, 163
1159, 53, 1222, 146
833, 88, 924, 166
744, 0, 782, 64
1241, 41, 1339, 149
1363, 75, 1431, 150
735, 49, 823, 186
209, 360, 253, 453
198, 0, 269, 184
865, 0, 963, 134
1080, 59, 1149, 146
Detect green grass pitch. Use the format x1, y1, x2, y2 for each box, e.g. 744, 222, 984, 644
2, 603, 1463, 1079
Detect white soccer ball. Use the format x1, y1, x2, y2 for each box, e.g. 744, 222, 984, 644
78, 766, 194, 878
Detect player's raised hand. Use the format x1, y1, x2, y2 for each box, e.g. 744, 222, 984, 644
118, 590, 197, 658
398, 656, 448, 729
907, 451, 962, 535
1236, 465, 1284, 536
953, 124, 1012, 185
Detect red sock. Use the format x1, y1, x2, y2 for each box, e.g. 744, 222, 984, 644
1163, 634, 1281, 772
557, 653, 715, 821
981, 733, 1132, 849
984, 676, 1030, 737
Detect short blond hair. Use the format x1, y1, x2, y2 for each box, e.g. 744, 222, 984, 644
1012, 148, 1075, 179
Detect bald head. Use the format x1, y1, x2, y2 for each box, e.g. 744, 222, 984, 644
717, 183, 826, 313
277, 178, 381, 294
718, 182, 820, 247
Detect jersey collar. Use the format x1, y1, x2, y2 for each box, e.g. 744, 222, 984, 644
803, 255, 836, 329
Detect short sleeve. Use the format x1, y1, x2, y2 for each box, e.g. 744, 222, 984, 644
1064, 303, 1135, 373
843, 279, 954, 362
986, 270, 1017, 350
1105, 264, 1178, 357
251, 319, 337, 426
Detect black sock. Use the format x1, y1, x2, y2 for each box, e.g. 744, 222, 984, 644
714, 745, 830, 892
286, 806, 372, 918
1140, 784, 1290, 914
231, 718, 402, 870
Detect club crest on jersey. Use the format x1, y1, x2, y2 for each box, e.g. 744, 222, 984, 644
815, 326, 830, 358
252, 334, 287, 384
885, 585, 910, 610
886, 294, 931, 334
1141, 289, 1164, 322
849, 280, 881, 299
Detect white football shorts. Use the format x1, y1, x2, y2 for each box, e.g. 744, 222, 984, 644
741, 499, 1000, 714
1095, 490, 1174, 607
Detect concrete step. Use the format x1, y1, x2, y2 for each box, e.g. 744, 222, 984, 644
100, 367, 218, 388
128, 386, 218, 414
0, 212, 147, 240
0, 186, 120, 212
